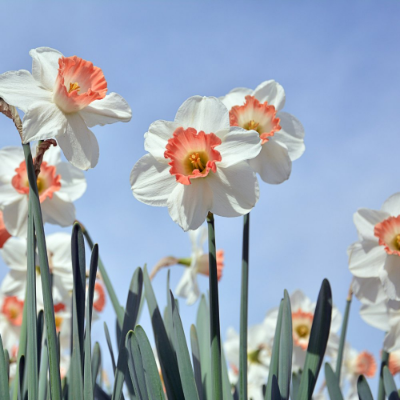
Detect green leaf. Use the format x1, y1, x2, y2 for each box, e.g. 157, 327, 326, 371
324, 363, 343, 400
23, 143, 61, 400
126, 330, 147, 400
266, 300, 284, 400
135, 326, 165, 400
0, 336, 10, 400
18, 355, 25, 400
357, 375, 373, 400
170, 291, 199, 400
383, 366, 400, 400
378, 350, 389, 400
113, 267, 143, 400
196, 295, 212, 400
4, 350, 9, 383
91, 342, 101, 392
190, 326, 204, 400
104, 322, 117, 373
278, 291, 292, 400
38, 340, 48, 400
81, 224, 124, 327
13, 301, 27, 400
291, 371, 301, 400
297, 279, 332, 400
221, 344, 234, 400
143, 266, 183, 399
37, 310, 44, 370
26, 199, 38, 400
335, 296, 352, 380
84, 245, 99, 400
271, 375, 282, 400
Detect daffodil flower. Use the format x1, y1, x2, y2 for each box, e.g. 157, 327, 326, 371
130, 96, 262, 231
0, 47, 132, 170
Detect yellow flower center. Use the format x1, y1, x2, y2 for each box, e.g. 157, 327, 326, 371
68, 82, 80, 93
395, 234, 400, 251
247, 348, 262, 364
55, 315, 63, 330
296, 324, 309, 338
189, 153, 205, 172
244, 120, 260, 132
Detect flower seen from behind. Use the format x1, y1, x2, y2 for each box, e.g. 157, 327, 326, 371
130, 96, 262, 231
0, 47, 132, 170
220, 80, 305, 184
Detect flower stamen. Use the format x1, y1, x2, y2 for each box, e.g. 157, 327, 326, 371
189, 153, 205, 172
68, 82, 80, 93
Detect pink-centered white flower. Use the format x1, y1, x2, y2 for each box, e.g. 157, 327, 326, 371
263, 290, 341, 372
0, 47, 132, 170
349, 192, 400, 301
220, 80, 305, 184
0, 145, 86, 236
0, 293, 23, 353
130, 96, 262, 231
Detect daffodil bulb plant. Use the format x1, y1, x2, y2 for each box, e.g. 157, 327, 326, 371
0, 46, 393, 400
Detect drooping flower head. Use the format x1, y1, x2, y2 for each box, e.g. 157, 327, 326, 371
0, 145, 86, 236
220, 80, 305, 184
0, 47, 132, 170
130, 96, 262, 231
349, 192, 400, 301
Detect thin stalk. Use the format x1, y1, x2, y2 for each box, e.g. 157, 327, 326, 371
207, 212, 222, 400
22, 143, 62, 400
335, 285, 353, 380
378, 350, 389, 400
79, 223, 124, 327
239, 213, 250, 400
27, 199, 38, 399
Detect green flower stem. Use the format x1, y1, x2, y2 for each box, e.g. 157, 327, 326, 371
27, 199, 38, 399
378, 350, 389, 400
239, 212, 250, 400
206, 212, 222, 400
335, 285, 353, 380
22, 143, 62, 400
79, 223, 124, 328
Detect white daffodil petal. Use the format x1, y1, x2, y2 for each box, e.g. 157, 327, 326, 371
353, 208, 389, 241
144, 120, 179, 161
276, 112, 305, 161
41, 196, 76, 226
57, 113, 100, 170
79, 93, 132, 127
42, 145, 62, 165
217, 127, 261, 168
30, 47, 63, 91
381, 192, 400, 216
0, 70, 51, 113
56, 163, 87, 202
3, 197, 28, 237
46, 233, 72, 271
1, 237, 27, 271
175, 96, 230, 135
130, 154, 176, 207
253, 80, 286, 111
175, 269, 200, 305
22, 101, 68, 143
381, 255, 400, 300
1, 271, 26, 297
219, 87, 252, 111
0, 147, 24, 182
349, 243, 386, 278
248, 140, 292, 184
352, 276, 388, 305
360, 302, 390, 331
291, 290, 313, 311
167, 179, 213, 231
208, 162, 259, 217
0, 184, 22, 207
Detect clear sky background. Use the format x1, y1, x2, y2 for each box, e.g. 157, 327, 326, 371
0, 0, 399, 395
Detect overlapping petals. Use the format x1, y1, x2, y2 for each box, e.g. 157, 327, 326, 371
0, 47, 132, 170
0, 145, 86, 236
131, 96, 262, 231
220, 80, 305, 184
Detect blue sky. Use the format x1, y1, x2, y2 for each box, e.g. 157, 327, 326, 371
0, 0, 400, 394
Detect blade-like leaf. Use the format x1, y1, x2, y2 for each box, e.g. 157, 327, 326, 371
297, 279, 332, 400
378, 350, 389, 400
196, 295, 211, 400
291, 371, 301, 400
190, 325, 204, 400
272, 375, 282, 400
126, 330, 147, 400
0, 336, 10, 400
143, 266, 183, 399
266, 300, 284, 400
357, 375, 373, 400
335, 294, 352, 380
170, 291, 199, 400
278, 291, 293, 400
135, 326, 166, 400
324, 363, 344, 400
92, 342, 101, 392
104, 322, 116, 373
383, 366, 400, 400
38, 340, 48, 400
